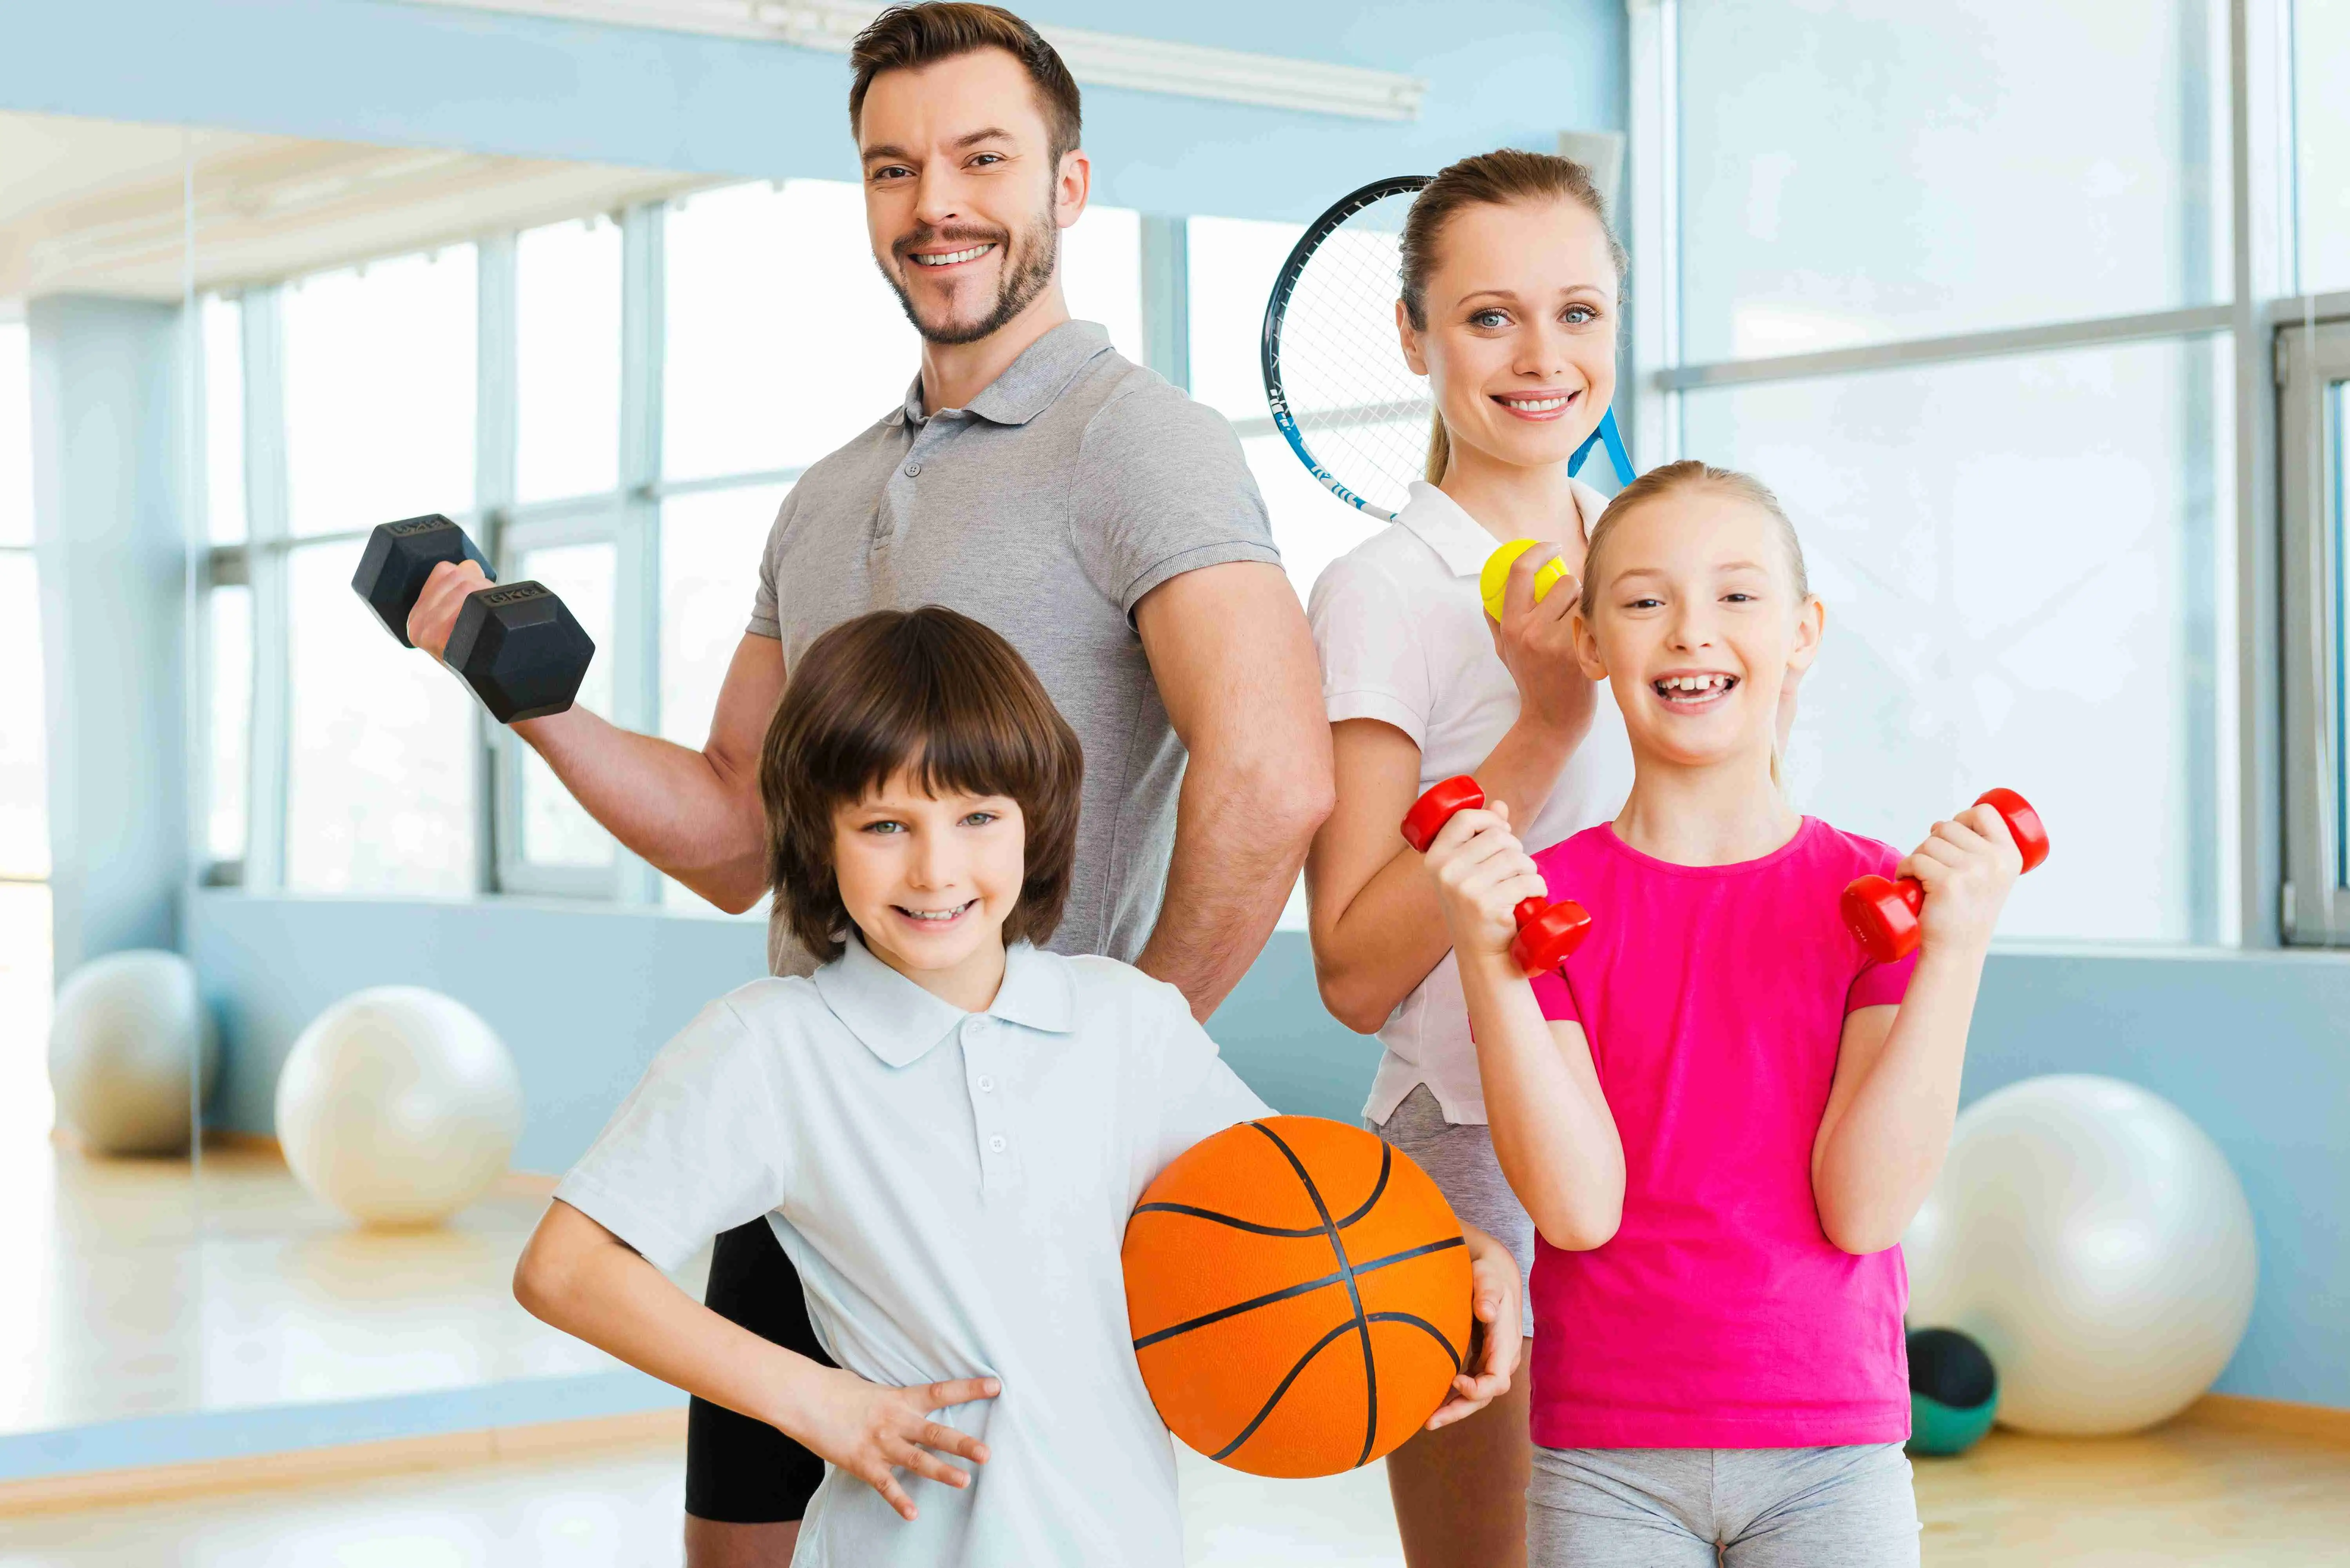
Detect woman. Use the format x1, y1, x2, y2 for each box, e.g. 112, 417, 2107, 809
1304, 148, 1631, 1568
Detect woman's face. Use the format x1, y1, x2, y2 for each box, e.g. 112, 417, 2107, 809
1574, 489, 1822, 773
1399, 197, 1619, 477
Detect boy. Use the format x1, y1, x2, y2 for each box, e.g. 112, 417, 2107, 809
515, 607, 1520, 1564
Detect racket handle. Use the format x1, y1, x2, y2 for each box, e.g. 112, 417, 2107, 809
1401, 777, 1591, 975
1840, 789, 2049, 962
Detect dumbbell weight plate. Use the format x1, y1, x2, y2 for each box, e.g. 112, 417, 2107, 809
444, 582, 596, 724
352, 514, 492, 648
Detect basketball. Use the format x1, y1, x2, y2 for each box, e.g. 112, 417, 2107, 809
1122, 1115, 1473, 1477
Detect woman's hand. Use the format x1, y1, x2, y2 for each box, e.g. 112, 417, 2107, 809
1487, 543, 1594, 739
785, 1367, 999, 1522
1424, 802, 1547, 962
1425, 1222, 1521, 1430
1900, 802, 2024, 959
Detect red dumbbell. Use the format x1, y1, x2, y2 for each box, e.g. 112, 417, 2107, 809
1400, 775, 1591, 975
1841, 788, 2051, 963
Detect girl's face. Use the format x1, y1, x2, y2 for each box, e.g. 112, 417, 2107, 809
1575, 489, 1822, 772
831, 768, 1026, 979
1398, 197, 1618, 476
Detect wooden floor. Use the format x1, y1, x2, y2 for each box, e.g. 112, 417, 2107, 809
1911, 1407, 2350, 1565
0, 1406, 2339, 1565
0, 1140, 655, 1437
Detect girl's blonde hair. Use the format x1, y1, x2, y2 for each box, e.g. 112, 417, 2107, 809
1575, 460, 1811, 787
1398, 148, 1627, 484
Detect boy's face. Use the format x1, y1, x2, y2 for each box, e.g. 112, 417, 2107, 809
831, 767, 1027, 980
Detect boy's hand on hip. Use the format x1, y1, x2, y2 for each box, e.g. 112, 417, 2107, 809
1423, 804, 1546, 963
1426, 1222, 1520, 1430
1898, 802, 2022, 959
788, 1367, 998, 1521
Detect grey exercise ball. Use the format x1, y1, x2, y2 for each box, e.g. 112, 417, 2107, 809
47, 950, 219, 1155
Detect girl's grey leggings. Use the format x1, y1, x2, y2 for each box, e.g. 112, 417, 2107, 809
1527, 1442, 1920, 1567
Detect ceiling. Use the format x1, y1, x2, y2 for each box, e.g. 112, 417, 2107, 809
0, 109, 715, 304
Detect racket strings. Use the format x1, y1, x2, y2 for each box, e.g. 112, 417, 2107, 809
1272, 194, 1435, 518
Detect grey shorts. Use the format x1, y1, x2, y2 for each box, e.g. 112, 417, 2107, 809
1369, 1085, 1536, 1338
1527, 1443, 1920, 1567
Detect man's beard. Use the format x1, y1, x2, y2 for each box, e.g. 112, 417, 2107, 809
884, 206, 1059, 347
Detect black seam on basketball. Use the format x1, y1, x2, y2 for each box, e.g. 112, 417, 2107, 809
1333, 1143, 1392, 1230
1208, 1319, 1360, 1463
1247, 1121, 1380, 1471
1130, 1201, 1330, 1238
1364, 1311, 1463, 1372
1129, 1236, 1467, 1350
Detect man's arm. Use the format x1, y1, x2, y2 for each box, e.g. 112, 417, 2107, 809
403, 557, 783, 913
1133, 561, 1335, 1019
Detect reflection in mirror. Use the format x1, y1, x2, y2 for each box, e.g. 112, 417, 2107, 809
0, 107, 732, 1489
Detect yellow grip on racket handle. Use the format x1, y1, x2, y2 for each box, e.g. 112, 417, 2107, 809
1481, 538, 1571, 622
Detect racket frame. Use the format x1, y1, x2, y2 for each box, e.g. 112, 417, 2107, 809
1260, 174, 1634, 523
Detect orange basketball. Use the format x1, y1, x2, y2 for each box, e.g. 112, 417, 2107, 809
1121, 1115, 1473, 1478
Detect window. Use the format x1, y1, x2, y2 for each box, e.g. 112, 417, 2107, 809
1677, 0, 2229, 362
1638, 0, 2238, 944
516, 217, 622, 505
284, 538, 477, 896
203, 296, 246, 545
665, 181, 921, 482
2295, 0, 2350, 295
1063, 204, 1146, 365
1684, 338, 2231, 942
283, 248, 477, 536
4, 320, 56, 1133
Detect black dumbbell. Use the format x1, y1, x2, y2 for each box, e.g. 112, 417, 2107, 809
351, 514, 595, 724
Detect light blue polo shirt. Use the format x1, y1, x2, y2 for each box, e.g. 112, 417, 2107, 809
555, 935, 1270, 1566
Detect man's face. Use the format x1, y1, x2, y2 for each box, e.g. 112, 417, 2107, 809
858, 48, 1079, 346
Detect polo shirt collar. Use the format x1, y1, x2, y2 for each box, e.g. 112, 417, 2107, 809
886, 320, 1114, 431
1394, 480, 1502, 578
814, 932, 1075, 1067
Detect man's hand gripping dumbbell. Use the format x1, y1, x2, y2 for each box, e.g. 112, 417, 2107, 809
352, 514, 595, 724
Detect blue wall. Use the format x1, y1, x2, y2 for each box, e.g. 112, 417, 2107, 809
0, 0, 1623, 224
187, 893, 2350, 1411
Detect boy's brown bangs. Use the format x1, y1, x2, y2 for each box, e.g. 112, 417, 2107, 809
760, 607, 1084, 962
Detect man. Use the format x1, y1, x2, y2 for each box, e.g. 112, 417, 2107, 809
406, 5, 1331, 1562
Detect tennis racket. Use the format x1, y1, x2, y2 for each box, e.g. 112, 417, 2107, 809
1260, 174, 1632, 523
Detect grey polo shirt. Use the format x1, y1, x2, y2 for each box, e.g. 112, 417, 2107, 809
748, 320, 1281, 977
553, 936, 1271, 1564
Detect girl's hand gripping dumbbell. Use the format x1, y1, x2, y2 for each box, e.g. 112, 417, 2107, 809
1402, 776, 1590, 974
1841, 788, 2049, 963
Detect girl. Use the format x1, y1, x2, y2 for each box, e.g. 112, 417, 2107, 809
1305, 148, 1630, 1565
516, 607, 1521, 1566
1425, 462, 2024, 1566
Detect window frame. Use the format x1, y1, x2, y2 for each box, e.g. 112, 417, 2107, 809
2278, 312, 2350, 942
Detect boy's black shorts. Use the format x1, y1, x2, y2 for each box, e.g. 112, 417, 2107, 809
685, 1219, 836, 1525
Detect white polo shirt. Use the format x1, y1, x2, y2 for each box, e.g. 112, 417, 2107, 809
1308, 478, 1632, 1126
554, 935, 1269, 1566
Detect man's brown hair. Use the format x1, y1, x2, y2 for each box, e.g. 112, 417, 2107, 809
760, 606, 1084, 962
848, 3, 1083, 165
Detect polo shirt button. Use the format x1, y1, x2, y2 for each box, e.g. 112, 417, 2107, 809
988, 1134, 1007, 1153
904, 461, 921, 477
976, 1076, 995, 1093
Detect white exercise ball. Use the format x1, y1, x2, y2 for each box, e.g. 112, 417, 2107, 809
276, 987, 523, 1228
1903, 1074, 2256, 1436
48, 950, 218, 1155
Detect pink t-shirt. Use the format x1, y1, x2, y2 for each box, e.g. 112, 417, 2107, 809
1525, 817, 1917, 1450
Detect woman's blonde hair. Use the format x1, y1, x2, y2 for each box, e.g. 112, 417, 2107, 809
1576, 460, 1811, 787
1398, 148, 1628, 484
